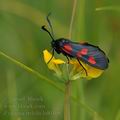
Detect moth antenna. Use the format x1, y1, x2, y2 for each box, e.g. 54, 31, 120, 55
41, 25, 55, 41
46, 13, 54, 37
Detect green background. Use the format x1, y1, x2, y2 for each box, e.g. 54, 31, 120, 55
0, 0, 120, 120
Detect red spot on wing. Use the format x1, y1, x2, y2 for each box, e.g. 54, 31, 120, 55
76, 48, 88, 57
63, 44, 72, 54
80, 48, 88, 55
88, 56, 96, 64
77, 51, 82, 57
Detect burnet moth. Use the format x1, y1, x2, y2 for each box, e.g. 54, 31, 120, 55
41, 13, 109, 76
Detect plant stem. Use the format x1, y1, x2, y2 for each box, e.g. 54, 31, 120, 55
96, 6, 120, 11
7, 68, 20, 120
64, 80, 71, 120
77, 80, 86, 120
64, 0, 77, 119
69, 0, 77, 39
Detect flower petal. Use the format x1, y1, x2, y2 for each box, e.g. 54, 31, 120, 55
86, 65, 104, 78
43, 49, 65, 76
70, 60, 104, 79
43, 49, 53, 63
53, 59, 65, 64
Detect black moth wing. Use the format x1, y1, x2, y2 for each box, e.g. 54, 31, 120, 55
62, 41, 109, 70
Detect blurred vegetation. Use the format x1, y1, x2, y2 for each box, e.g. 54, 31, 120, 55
0, 0, 120, 120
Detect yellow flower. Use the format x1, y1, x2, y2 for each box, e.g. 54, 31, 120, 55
43, 50, 65, 76
43, 50, 104, 80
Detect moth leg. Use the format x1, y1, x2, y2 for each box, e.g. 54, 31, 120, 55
66, 56, 70, 64
47, 49, 54, 64
77, 58, 88, 76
